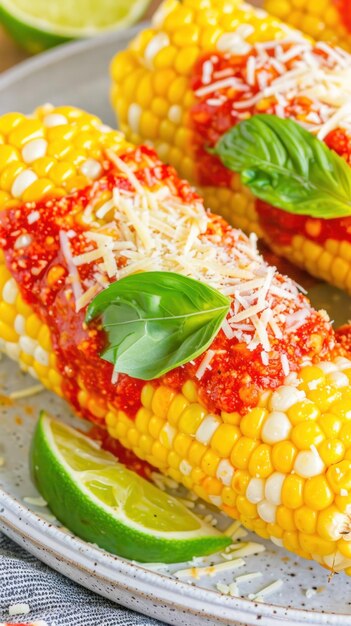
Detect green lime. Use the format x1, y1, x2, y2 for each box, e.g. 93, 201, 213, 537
31, 412, 231, 562
0, 0, 151, 54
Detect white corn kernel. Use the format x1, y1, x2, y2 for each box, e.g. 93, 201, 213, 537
195, 415, 220, 444
246, 477, 265, 504
264, 472, 285, 506
318, 361, 338, 374
22, 138, 47, 163
127, 103, 142, 133
327, 371, 349, 388
43, 113, 67, 127
294, 449, 325, 478
14, 234, 32, 250
80, 158, 102, 180
2, 278, 18, 304
270, 386, 305, 411
179, 460, 192, 476
257, 500, 276, 524
5, 342, 20, 360
216, 459, 234, 486
19, 336, 37, 356
34, 345, 49, 367
14, 314, 25, 335
11, 170, 38, 197
261, 411, 291, 444
168, 105, 182, 124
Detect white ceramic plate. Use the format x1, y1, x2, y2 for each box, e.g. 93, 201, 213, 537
2, 29, 351, 626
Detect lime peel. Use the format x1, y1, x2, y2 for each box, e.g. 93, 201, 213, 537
31, 412, 231, 563
0, 0, 151, 53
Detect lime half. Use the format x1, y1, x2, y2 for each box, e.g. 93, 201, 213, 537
31, 412, 231, 562
0, 0, 151, 53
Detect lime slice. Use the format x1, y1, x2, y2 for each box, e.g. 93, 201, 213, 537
0, 0, 151, 54
31, 412, 231, 562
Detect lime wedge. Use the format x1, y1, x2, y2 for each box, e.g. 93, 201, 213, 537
0, 0, 150, 54
31, 412, 231, 562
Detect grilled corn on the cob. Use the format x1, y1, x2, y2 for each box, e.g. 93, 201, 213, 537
111, 0, 351, 294
264, 0, 351, 51
3, 105, 351, 574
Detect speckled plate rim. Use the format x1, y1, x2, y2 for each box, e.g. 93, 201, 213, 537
0, 485, 348, 626
0, 28, 350, 626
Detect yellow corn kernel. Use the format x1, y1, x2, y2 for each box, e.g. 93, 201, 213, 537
178, 403, 206, 435
0, 320, 18, 342
283, 531, 300, 554
232, 470, 250, 495
163, 4, 194, 30
173, 432, 192, 457
0, 302, 16, 325
37, 324, 52, 350
319, 412, 342, 438
168, 450, 182, 470
282, 475, 304, 509
0, 112, 26, 134
299, 366, 325, 390
221, 410, 241, 425
338, 539, 351, 559
327, 460, 351, 493
1, 162, 25, 192
152, 69, 176, 97
151, 386, 176, 419
181, 380, 198, 402
211, 423, 240, 457
271, 440, 297, 473
307, 387, 341, 412
276, 505, 296, 531
22, 178, 54, 203
318, 439, 345, 466
291, 421, 324, 450
148, 416, 164, 440
236, 495, 257, 519
24, 314, 41, 339
299, 533, 335, 556
248, 444, 273, 478
188, 440, 206, 466
294, 506, 317, 534
331, 399, 351, 420
174, 46, 200, 75
0, 145, 19, 172
288, 400, 319, 425
135, 407, 152, 434
240, 407, 267, 439
202, 475, 222, 495
231, 437, 258, 470
151, 441, 169, 465
317, 506, 345, 541
222, 486, 236, 507
154, 45, 178, 70
201, 449, 220, 477
139, 434, 153, 454
167, 393, 189, 425
9, 119, 44, 148
303, 475, 334, 511
32, 156, 56, 177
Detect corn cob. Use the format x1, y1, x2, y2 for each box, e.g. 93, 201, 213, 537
264, 0, 351, 51
3, 106, 351, 574
111, 0, 351, 294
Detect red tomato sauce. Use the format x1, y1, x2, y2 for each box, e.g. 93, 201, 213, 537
334, 0, 351, 33
0, 148, 333, 422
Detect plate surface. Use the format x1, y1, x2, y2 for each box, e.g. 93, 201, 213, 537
1, 29, 351, 626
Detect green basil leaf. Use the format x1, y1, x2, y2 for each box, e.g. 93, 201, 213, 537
86, 271, 230, 380
212, 114, 351, 219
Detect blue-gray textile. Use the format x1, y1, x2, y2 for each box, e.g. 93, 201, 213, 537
0, 533, 163, 626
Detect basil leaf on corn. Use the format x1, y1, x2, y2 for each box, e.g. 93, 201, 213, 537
212, 114, 351, 219
86, 271, 230, 380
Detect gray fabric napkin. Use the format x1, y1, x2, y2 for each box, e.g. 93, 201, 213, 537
0, 533, 164, 626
